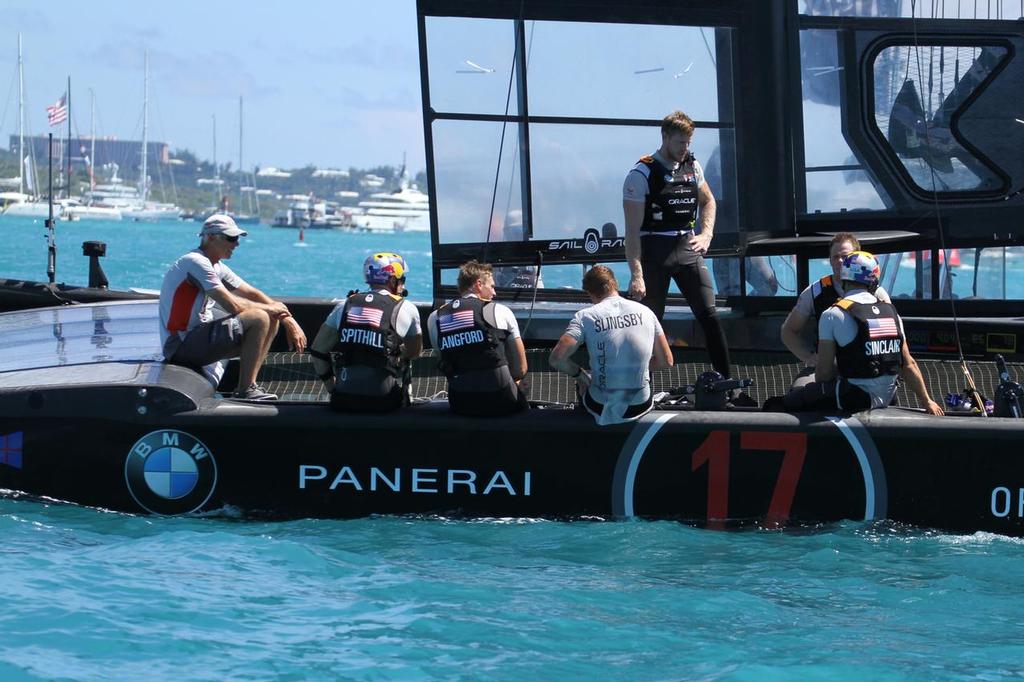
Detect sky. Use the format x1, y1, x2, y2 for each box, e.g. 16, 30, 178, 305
1, 1, 425, 173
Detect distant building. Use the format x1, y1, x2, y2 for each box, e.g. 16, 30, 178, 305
9, 135, 170, 172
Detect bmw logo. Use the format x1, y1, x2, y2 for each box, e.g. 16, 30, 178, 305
124, 430, 218, 515
583, 228, 601, 254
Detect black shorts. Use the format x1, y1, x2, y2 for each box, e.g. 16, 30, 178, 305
330, 387, 406, 412
448, 367, 529, 417
783, 377, 872, 413
166, 316, 243, 368
582, 389, 653, 423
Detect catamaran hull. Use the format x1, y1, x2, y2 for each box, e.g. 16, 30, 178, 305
1, 399, 1020, 535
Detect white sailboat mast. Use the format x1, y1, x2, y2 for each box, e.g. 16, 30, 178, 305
239, 95, 245, 212
238, 96, 243, 184
213, 113, 220, 204
140, 51, 148, 203
17, 34, 24, 196
89, 89, 96, 194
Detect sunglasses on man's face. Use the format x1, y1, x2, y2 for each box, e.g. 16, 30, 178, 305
221, 234, 240, 243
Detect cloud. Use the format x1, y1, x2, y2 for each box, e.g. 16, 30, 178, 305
88, 40, 278, 100
294, 38, 418, 71
6, 9, 53, 33
335, 85, 420, 111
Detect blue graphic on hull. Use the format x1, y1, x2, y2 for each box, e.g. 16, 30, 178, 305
0, 431, 23, 469
142, 447, 200, 499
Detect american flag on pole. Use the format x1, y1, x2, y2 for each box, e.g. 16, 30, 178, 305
346, 306, 383, 327
46, 93, 68, 126
867, 317, 898, 339
439, 309, 475, 333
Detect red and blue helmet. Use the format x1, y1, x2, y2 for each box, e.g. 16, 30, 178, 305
839, 250, 881, 287
364, 252, 408, 286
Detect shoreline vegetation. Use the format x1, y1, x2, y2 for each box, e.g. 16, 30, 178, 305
0, 147, 427, 221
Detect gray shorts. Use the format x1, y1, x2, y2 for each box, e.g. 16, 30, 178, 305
166, 316, 243, 368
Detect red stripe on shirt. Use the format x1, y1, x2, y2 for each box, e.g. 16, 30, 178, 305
167, 279, 201, 332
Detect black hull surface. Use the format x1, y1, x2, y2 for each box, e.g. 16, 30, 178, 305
1, 370, 1020, 535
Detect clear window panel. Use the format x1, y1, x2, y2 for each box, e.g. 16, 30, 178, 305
710, 256, 800, 297
939, 247, 1023, 300
811, 251, 935, 299
873, 44, 1007, 193
426, 17, 519, 116
799, 1, 1023, 19
528, 124, 733, 241
432, 120, 523, 244
805, 169, 885, 213
525, 21, 730, 122
440, 263, 630, 293
801, 29, 859, 167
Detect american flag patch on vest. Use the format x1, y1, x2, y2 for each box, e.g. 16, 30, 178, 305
346, 306, 384, 327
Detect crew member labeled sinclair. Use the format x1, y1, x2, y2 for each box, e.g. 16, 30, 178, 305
783, 251, 943, 414
428, 260, 529, 416
310, 252, 422, 412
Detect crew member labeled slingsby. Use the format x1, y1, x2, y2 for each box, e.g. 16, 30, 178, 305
428, 260, 529, 416
310, 252, 422, 411
550, 265, 673, 425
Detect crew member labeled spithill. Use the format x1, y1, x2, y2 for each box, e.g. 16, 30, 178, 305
310, 252, 422, 412
783, 251, 944, 415
427, 260, 529, 416
623, 110, 731, 379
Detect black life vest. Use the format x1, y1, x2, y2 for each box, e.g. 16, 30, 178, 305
833, 298, 904, 379
435, 297, 508, 376
636, 153, 699, 233
811, 275, 840, 322
334, 290, 406, 386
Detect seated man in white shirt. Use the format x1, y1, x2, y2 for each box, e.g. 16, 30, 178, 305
159, 214, 306, 400
550, 265, 673, 425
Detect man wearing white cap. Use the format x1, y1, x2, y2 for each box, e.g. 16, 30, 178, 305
159, 214, 307, 400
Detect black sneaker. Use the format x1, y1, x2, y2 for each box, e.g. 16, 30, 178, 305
235, 383, 278, 401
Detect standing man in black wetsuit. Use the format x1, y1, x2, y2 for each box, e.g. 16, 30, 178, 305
623, 110, 731, 379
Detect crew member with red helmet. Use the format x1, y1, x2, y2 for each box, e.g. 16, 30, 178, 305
782, 251, 943, 415
310, 252, 422, 411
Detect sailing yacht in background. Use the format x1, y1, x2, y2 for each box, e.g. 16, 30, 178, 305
119, 51, 181, 221
194, 96, 259, 224
63, 90, 122, 221
1, 34, 51, 220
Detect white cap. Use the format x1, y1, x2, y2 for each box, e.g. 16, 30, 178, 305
200, 214, 247, 238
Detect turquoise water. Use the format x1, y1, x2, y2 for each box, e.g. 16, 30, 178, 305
0, 217, 436, 300
3, 215, 1024, 679
2, 502, 1024, 680
1, 216, 1019, 301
